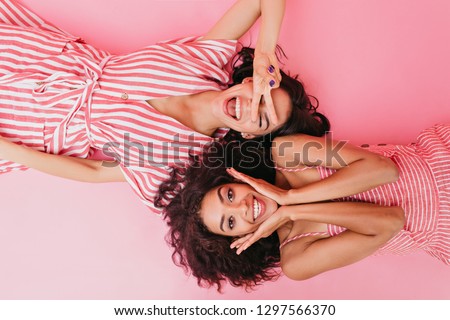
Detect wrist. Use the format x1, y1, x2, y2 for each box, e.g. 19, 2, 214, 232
277, 206, 291, 223
279, 206, 300, 224
279, 205, 304, 223
285, 188, 302, 205
255, 40, 277, 55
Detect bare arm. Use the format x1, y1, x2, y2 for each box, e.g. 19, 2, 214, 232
0, 137, 125, 183
203, 0, 285, 50
279, 202, 404, 280
272, 134, 399, 204
251, 0, 285, 124
255, 0, 285, 54
203, 0, 261, 40
203, 0, 286, 124
228, 134, 398, 205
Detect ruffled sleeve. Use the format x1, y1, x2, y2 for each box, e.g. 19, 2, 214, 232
0, 0, 80, 50
155, 36, 238, 84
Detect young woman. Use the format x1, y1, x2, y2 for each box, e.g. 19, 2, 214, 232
159, 124, 449, 290
0, 0, 329, 213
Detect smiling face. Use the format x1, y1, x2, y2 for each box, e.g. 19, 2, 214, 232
211, 81, 292, 137
200, 183, 278, 237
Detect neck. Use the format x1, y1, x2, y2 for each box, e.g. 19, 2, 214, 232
148, 91, 223, 136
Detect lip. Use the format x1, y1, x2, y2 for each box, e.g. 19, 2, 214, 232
222, 98, 235, 120
222, 97, 243, 121
253, 196, 266, 222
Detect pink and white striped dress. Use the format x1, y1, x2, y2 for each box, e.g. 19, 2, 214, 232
281, 124, 450, 265
0, 0, 236, 214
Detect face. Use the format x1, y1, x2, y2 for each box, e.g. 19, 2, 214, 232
200, 183, 278, 237
211, 81, 292, 137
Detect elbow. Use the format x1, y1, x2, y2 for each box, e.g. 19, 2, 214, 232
380, 206, 405, 238
391, 206, 405, 233
282, 260, 316, 281
383, 157, 399, 183
369, 206, 404, 238
387, 159, 399, 183
376, 156, 399, 184
285, 273, 314, 282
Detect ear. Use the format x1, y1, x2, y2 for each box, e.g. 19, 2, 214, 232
241, 77, 253, 84
241, 132, 256, 139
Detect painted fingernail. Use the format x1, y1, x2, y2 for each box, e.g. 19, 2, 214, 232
269, 79, 275, 87
268, 65, 275, 73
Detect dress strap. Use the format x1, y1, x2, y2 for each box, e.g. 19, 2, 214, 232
279, 232, 329, 249
275, 165, 316, 173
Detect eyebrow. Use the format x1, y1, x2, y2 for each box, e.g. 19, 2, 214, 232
217, 186, 225, 232
217, 186, 224, 203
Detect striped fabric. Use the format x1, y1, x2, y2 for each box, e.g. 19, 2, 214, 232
316, 124, 450, 265
279, 232, 329, 249
0, 0, 236, 214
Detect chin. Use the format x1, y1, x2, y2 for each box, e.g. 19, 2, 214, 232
265, 199, 278, 216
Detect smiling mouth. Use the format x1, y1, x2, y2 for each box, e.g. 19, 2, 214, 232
253, 197, 262, 221
225, 97, 241, 120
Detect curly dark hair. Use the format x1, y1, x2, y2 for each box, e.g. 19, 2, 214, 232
225, 46, 330, 143
155, 142, 281, 292
154, 46, 328, 291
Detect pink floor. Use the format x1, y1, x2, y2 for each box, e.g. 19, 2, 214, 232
1, 0, 450, 299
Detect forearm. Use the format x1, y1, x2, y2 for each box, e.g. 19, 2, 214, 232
256, 0, 286, 53
203, 0, 261, 40
0, 138, 115, 182
286, 157, 399, 204
283, 202, 404, 236
280, 202, 404, 280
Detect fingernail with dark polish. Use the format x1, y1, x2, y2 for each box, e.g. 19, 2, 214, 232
269, 79, 275, 87
268, 65, 275, 73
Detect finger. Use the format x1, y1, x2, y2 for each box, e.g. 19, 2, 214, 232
276, 70, 282, 83
273, 67, 282, 84
226, 167, 244, 181
227, 167, 246, 177
264, 89, 279, 125
268, 65, 280, 85
268, 59, 282, 83
230, 238, 245, 249
226, 168, 253, 182
268, 78, 278, 90
227, 169, 263, 190
231, 233, 253, 249
236, 235, 258, 255
230, 171, 264, 192
251, 75, 265, 122
227, 169, 270, 198
251, 92, 261, 123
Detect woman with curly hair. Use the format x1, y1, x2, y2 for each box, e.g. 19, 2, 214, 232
158, 124, 449, 290
0, 0, 328, 214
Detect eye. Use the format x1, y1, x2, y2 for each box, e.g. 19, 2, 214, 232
227, 189, 233, 202
228, 216, 235, 229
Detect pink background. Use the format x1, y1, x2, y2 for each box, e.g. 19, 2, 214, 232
1, 0, 450, 299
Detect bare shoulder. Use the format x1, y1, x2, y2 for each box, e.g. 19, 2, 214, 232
271, 134, 319, 156
271, 134, 314, 168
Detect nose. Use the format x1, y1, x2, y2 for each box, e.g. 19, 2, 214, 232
237, 199, 250, 221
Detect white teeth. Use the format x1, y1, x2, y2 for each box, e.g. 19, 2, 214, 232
235, 97, 241, 120
253, 198, 261, 220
